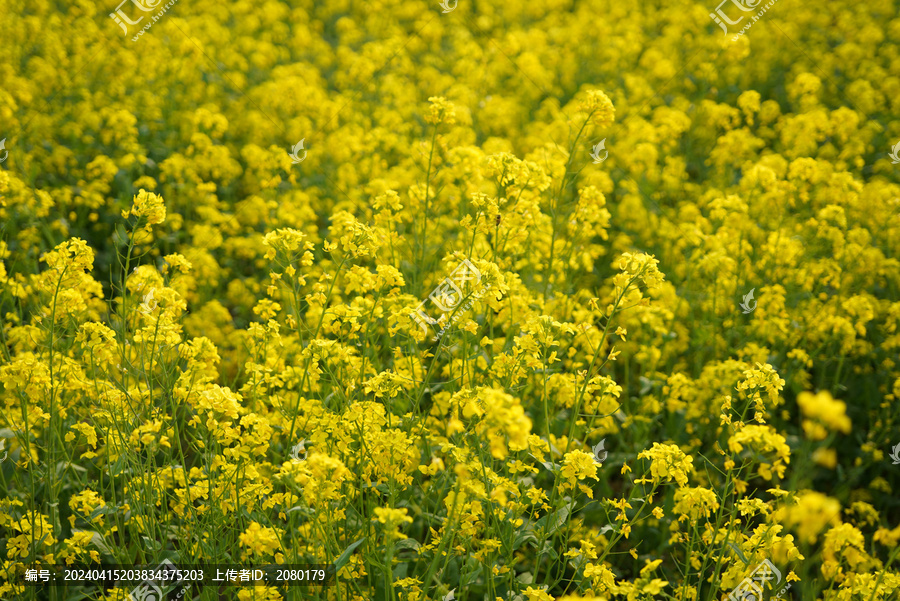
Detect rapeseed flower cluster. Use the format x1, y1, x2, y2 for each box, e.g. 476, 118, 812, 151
1, 1, 899, 600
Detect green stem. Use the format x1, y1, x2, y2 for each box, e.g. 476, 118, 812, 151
46, 264, 69, 581
543, 111, 595, 302
418, 124, 440, 287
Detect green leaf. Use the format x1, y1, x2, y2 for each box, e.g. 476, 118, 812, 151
727, 542, 750, 565
333, 536, 366, 572
83, 531, 112, 555
535, 506, 570, 536
142, 536, 162, 553
108, 455, 127, 477
392, 562, 409, 580
395, 538, 420, 551
460, 562, 483, 587
286, 505, 315, 516
567, 555, 587, 572
513, 530, 537, 551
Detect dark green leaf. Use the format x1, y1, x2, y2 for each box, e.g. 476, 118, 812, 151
534, 506, 569, 535
727, 541, 750, 565
333, 536, 366, 572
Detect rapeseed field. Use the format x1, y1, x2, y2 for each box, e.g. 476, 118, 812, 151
1, 1, 899, 600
